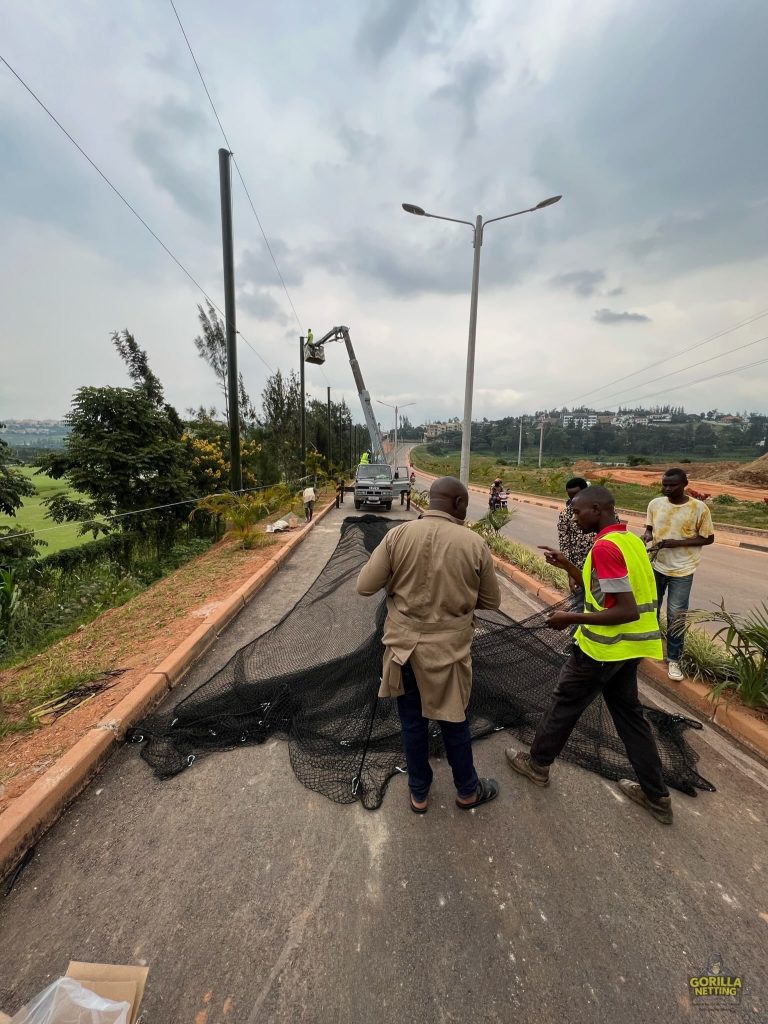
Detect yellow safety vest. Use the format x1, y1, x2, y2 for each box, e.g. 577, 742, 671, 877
360, 452, 369, 464
576, 529, 662, 662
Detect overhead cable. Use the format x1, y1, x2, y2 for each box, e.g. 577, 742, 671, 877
0, 53, 273, 373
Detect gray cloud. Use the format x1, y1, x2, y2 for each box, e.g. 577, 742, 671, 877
606, 286, 624, 296
550, 269, 605, 297
593, 309, 651, 325
356, 0, 424, 62
432, 54, 504, 138
130, 99, 216, 220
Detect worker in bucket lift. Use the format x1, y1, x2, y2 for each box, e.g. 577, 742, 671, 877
306, 328, 314, 347
360, 451, 370, 464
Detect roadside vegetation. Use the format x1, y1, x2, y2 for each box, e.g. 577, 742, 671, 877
1, 311, 354, 687
411, 446, 768, 531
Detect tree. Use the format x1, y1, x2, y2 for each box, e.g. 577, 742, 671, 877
40, 331, 193, 550
194, 302, 258, 430
0, 430, 36, 516
260, 369, 303, 480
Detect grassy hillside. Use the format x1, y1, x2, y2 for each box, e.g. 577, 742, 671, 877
0, 467, 92, 554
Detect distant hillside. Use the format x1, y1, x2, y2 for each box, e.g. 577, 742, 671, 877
0, 419, 69, 449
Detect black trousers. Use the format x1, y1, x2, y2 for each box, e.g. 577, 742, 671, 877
530, 645, 669, 802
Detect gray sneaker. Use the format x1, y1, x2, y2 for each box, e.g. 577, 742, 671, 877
668, 660, 684, 681
617, 779, 673, 824
505, 749, 550, 787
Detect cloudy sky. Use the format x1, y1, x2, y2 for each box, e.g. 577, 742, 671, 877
2, 0, 768, 426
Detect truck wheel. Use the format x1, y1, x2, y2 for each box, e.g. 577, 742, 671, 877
354, 500, 362, 510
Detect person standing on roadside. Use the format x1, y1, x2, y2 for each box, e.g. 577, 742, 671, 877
302, 483, 316, 522
506, 486, 673, 825
642, 468, 714, 681
356, 477, 501, 814
557, 477, 594, 587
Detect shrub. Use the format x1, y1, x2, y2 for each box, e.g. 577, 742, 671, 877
713, 493, 737, 505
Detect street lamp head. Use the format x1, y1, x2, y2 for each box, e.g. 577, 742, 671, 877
534, 195, 562, 210
402, 203, 426, 216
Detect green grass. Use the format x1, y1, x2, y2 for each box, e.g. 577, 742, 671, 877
411, 447, 768, 531
0, 467, 94, 554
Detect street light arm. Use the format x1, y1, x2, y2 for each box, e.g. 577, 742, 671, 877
482, 207, 536, 227
423, 212, 475, 228
484, 195, 562, 228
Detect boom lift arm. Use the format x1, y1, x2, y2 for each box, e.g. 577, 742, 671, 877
306, 326, 386, 463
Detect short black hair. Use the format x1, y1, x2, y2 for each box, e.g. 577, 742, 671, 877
566, 477, 588, 491
663, 467, 688, 484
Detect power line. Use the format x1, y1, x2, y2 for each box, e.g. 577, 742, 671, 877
567, 307, 768, 405
0, 52, 273, 374
0, 476, 314, 544
608, 354, 768, 408
589, 332, 768, 409
168, 0, 305, 336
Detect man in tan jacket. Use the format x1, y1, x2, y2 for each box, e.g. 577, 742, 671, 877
356, 477, 502, 813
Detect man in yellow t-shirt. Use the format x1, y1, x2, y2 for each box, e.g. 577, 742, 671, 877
643, 468, 715, 681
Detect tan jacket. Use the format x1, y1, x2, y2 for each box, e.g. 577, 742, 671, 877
356, 510, 501, 721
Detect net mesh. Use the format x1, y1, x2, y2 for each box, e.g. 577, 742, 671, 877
129, 515, 715, 808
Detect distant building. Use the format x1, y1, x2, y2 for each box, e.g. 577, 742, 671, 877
562, 412, 598, 429
423, 421, 463, 440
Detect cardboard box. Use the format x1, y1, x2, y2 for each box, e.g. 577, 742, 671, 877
66, 962, 149, 1024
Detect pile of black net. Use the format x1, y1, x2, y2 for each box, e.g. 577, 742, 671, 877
128, 515, 715, 809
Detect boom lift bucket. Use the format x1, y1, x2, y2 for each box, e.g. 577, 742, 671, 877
304, 342, 326, 365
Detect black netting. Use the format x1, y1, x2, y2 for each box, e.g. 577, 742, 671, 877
128, 515, 715, 808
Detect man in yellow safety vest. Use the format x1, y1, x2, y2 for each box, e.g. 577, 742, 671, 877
506, 485, 673, 824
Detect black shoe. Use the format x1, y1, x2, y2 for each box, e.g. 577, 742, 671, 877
505, 749, 550, 787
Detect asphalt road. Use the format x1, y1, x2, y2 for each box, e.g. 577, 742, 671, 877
1, 504, 766, 1023
410, 467, 767, 619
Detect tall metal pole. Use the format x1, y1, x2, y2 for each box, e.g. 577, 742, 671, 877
394, 405, 398, 466
538, 419, 545, 468
518, 419, 523, 466
299, 336, 306, 477
459, 215, 483, 487
349, 412, 353, 469
219, 148, 241, 491
327, 386, 332, 469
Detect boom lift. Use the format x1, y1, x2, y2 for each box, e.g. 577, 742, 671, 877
305, 326, 385, 462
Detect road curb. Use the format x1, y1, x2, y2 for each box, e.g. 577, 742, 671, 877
0, 496, 338, 881
491, 551, 768, 763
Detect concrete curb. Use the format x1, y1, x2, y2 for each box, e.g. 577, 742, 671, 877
0, 497, 338, 880
491, 551, 768, 763
414, 467, 768, 551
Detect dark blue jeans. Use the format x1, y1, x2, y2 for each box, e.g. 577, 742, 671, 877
396, 662, 479, 801
654, 570, 694, 661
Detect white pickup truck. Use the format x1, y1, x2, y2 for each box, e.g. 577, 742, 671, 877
354, 464, 394, 510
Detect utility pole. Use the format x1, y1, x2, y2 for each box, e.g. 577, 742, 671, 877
349, 413, 353, 470
538, 418, 545, 468
299, 336, 306, 477
219, 147, 241, 491
327, 386, 332, 469
459, 214, 483, 487
518, 419, 523, 466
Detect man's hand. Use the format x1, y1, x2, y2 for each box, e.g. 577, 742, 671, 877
546, 610, 574, 631
641, 528, 653, 545
539, 546, 569, 570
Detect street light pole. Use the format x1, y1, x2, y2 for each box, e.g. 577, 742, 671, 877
460, 214, 483, 486
402, 194, 561, 487
377, 399, 415, 466
518, 418, 523, 466
538, 419, 545, 468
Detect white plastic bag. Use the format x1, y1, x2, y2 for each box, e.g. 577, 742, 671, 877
10, 977, 130, 1024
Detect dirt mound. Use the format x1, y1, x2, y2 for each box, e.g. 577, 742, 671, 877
718, 453, 768, 487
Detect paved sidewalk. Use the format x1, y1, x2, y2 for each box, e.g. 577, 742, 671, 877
1, 506, 766, 1023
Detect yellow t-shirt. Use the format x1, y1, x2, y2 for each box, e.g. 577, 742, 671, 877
645, 496, 714, 577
